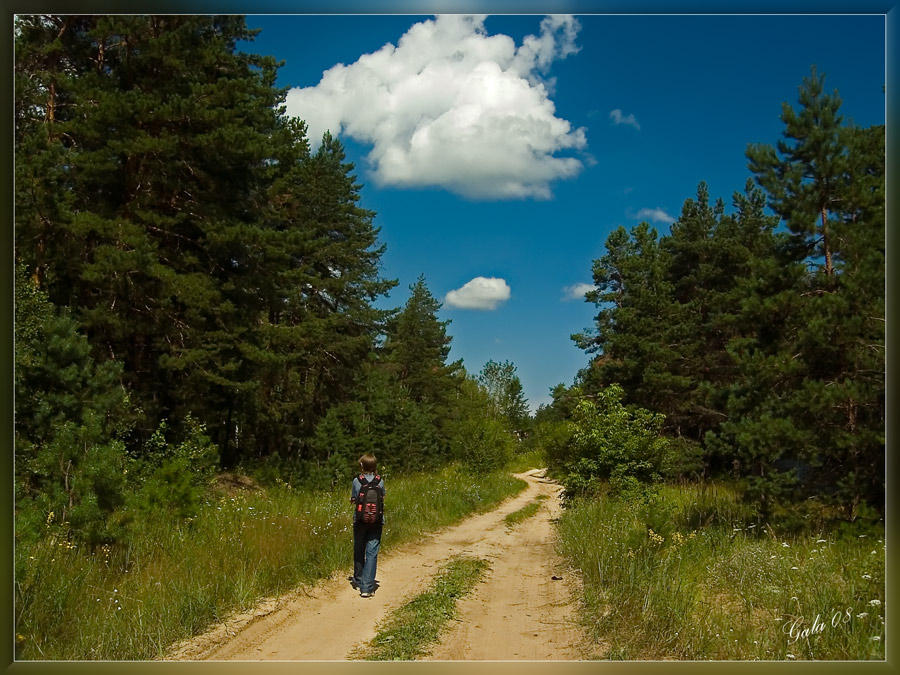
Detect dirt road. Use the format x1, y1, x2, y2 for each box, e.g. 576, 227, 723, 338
165, 469, 595, 661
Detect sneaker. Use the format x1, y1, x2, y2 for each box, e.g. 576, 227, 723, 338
360, 591, 373, 598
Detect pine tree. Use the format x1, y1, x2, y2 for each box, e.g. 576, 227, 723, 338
714, 69, 885, 518
15, 263, 131, 546
572, 221, 677, 416
382, 274, 462, 411
14, 15, 287, 453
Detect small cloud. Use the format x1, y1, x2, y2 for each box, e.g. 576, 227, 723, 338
635, 207, 675, 224
562, 282, 597, 301
623, 186, 634, 194
609, 108, 640, 130
445, 276, 511, 310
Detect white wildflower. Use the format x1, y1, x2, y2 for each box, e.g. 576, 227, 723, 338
857, 613, 869, 619
862, 574, 872, 580
869, 599, 882, 606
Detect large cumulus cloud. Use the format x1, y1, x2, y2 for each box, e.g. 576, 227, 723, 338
285, 15, 587, 200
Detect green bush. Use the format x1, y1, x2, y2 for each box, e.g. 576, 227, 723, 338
129, 416, 219, 519
660, 437, 705, 481
530, 419, 573, 471
561, 384, 669, 501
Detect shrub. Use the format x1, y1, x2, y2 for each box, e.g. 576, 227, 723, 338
129, 416, 219, 519
561, 384, 669, 501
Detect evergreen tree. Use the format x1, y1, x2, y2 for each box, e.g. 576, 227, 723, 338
228, 128, 396, 464
713, 69, 884, 518
14, 16, 397, 469
14, 15, 286, 451
747, 65, 844, 278
572, 221, 677, 415
382, 274, 462, 407
15, 264, 131, 546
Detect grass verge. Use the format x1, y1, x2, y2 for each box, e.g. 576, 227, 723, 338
503, 495, 548, 528
555, 482, 885, 660
15, 464, 524, 660
355, 556, 490, 661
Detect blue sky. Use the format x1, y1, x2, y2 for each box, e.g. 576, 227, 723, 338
240, 13, 885, 411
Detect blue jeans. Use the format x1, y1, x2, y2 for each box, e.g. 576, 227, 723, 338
353, 522, 382, 593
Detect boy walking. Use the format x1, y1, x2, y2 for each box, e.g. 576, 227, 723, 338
350, 453, 384, 598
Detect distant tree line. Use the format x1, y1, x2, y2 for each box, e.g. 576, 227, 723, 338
537, 66, 884, 522
14, 15, 530, 546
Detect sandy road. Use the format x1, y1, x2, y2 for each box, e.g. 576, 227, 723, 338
165, 469, 594, 661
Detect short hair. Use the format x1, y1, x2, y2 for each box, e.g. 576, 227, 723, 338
359, 453, 377, 472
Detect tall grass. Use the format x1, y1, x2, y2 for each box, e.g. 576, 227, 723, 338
505, 447, 545, 474
556, 482, 885, 660
15, 464, 525, 660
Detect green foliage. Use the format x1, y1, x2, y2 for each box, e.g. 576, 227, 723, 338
382, 274, 462, 410
15, 464, 523, 660
477, 359, 531, 431
659, 437, 706, 482
561, 384, 669, 502
715, 67, 885, 518
358, 556, 490, 661
15, 265, 131, 547
571, 67, 883, 522
528, 418, 573, 471
129, 417, 219, 519
448, 378, 515, 474
13, 16, 396, 469
556, 483, 885, 660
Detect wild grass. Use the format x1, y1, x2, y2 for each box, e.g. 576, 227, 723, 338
355, 556, 490, 661
14, 464, 525, 661
555, 482, 886, 661
506, 448, 545, 473
503, 497, 546, 528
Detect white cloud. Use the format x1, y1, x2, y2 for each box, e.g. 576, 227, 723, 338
635, 207, 675, 224
285, 14, 587, 200
445, 276, 511, 309
609, 108, 641, 130
562, 282, 597, 301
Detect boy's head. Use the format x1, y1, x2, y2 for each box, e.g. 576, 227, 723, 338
359, 453, 377, 473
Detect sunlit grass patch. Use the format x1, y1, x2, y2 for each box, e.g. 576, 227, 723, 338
354, 556, 490, 661
504, 500, 544, 528
506, 448, 545, 473
15, 464, 525, 660
555, 482, 885, 660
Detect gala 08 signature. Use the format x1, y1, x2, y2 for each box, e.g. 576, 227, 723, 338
782, 608, 852, 644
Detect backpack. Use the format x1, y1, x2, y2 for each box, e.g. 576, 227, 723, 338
356, 474, 383, 524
